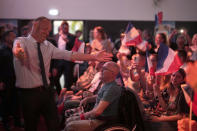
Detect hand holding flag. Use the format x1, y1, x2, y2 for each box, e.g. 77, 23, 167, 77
155, 43, 183, 75
186, 61, 197, 92
122, 23, 147, 52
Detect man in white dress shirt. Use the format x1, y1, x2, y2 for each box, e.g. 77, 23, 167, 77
12, 16, 112, 131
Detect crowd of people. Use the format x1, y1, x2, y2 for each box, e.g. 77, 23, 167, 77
0, 16, 197, 131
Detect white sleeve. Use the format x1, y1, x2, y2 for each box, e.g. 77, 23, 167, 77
75, 42, 85, 64
51, 43, 72, 61
78, 42, 85, 53
13, 37, 26, 53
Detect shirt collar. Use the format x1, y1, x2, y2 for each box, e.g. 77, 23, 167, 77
103, 80, 116, 87
27, 35, 48, 46
28, 35, 37, 43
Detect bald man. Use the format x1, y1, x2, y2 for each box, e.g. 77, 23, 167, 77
12, 16, 112, 131
65, 61, 122, 131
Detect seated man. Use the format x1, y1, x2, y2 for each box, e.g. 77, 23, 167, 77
65, 61, 122, 131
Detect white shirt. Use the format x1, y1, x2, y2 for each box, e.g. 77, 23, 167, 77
88, 72, 102, 93
75, 42, 85, 64
13, 35, 72, 88
58, 34, 67, 50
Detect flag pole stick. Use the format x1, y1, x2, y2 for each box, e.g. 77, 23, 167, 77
189, 101, 192, 131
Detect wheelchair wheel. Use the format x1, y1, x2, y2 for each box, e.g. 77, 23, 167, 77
94, 123, 131, 131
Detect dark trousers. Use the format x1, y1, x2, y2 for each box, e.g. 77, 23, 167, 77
64, 61, 75, 90
58, 60, 75, 91
19, 87, 59, 131
1, 79, 21, 128
50, 75, 62, 95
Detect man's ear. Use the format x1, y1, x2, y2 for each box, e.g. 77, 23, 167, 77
31, 21, 39, 34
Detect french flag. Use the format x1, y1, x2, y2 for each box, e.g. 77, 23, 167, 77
123, 23, 147, 51
146, 50, 155, 76
181, 84, 197, 116
155, 11, 163, 25
155, 43, 183, 75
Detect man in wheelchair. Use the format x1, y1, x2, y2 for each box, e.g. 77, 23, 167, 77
65, 61, 122, 131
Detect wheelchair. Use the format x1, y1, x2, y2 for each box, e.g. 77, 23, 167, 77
63, 87, 144, 131
94, 123, 132, 131
94, 87, 145, 131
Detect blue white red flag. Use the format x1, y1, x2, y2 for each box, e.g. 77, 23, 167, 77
181, 84, 197, 116
155, 11, 163, 25
155, 43, 183, 75
123, 23, 147, 51
146, 50, 155, 76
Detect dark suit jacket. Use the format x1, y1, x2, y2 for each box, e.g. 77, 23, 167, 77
65, 33, 76, 51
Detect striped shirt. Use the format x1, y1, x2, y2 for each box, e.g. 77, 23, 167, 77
13, 35, 72, 88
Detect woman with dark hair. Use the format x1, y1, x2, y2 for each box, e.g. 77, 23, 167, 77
146, 69, 189, 130
153, 68, 189, 122
90, 26, 113, 54
154, 33, 168, 53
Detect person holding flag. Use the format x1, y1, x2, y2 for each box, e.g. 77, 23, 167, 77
120, 22, 148, 52
153, 33, 183, 75
177, 62, 197, 131
187, 61, 197, 123
148, 69, 190, 131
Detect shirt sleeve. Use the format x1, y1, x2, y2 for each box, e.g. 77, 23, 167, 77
101, 85, 120, 103
50, 43, 72, 61
13, 37, 26, 53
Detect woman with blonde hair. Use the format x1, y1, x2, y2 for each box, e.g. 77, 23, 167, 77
91, 26, 113, 54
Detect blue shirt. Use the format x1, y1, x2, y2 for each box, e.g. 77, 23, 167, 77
95, 81, 122, 117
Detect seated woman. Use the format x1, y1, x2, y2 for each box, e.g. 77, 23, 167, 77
72, 61, 98, 92
117, 52, 147, 116
117, 52, 146, 95
57, 62, 104, 115
56, 62, 97, 111
152, 69, 188, 118
143, 53, 157, 101
145, 69, 189, 131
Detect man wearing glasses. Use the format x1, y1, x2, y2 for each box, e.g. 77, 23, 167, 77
65, 61, 122, 131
